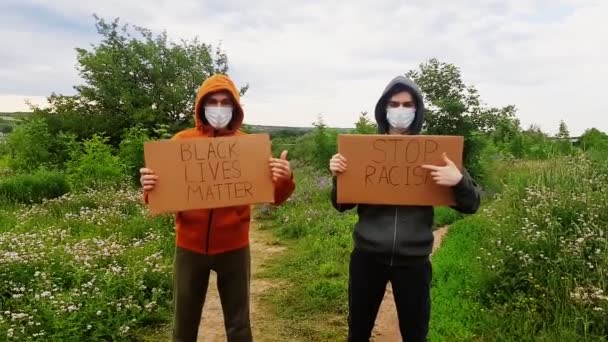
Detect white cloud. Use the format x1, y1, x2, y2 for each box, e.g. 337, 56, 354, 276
1, 0, 606, 135
0, 95, 47, 112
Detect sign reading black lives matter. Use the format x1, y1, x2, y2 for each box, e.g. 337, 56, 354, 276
337, 134, 464, 206
144, 134, 274, 215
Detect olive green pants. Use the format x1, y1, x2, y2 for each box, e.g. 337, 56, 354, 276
173, 246, 251, 342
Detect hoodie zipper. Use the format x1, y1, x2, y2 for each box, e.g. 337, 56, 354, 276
390, 207, 398, 266
205, 210, 214, 253
205, 128, 218, 254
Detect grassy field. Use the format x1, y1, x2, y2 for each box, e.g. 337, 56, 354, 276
0, 186, 176, 341
1, 138, 606, 341
430, 155, 608, 341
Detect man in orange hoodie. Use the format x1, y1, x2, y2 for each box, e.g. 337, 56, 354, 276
139, 74, 295, 341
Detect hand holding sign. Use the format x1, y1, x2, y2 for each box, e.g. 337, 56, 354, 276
421, 153, 463, 187
329, 153, 347, 177
140, 168, 158, 191
269, 150, 292, 182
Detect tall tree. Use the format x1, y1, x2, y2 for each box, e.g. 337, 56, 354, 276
405, 58, 519, 176
33, 15, 246, 145
353, 111, 377, 134
556, 120, 573, 155
557, 120, 570, 139
405, 58, 516, 137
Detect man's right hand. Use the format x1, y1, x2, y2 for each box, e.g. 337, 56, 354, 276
329, 153, 347, 177
140, 168, 158, 191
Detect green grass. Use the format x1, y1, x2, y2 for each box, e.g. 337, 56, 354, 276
430, 154, 608, 341
255, 167, 355, 340
434, 206, 463, 228
0, 170, 70, 204
0, 187, 176, 341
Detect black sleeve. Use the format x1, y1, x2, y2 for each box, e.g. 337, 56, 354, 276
331, 177, 357, 212
450, 169, 481, 214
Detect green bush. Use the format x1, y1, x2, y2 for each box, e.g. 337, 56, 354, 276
67, 134, 126, 189
431, 155, 608, 340
433, 207, 463, 228
118, 126, 150, 185
290, 129, 338, 171
5, 118, 77, 172
0, 170, 70, 203
6, 119, 53, 171
50, 132, 79, 168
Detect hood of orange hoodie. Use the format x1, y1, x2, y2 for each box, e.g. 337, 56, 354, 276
194, 74, 244, 135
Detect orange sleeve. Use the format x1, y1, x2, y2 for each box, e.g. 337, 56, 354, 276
273, 174, 295, 205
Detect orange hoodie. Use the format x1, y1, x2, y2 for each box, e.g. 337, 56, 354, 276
147, 74, 295, 255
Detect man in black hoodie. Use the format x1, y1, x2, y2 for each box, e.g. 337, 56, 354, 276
329, 76, 481, 341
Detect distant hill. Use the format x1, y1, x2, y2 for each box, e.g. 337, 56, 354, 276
244, 124, 351, 135
0, 111, 33, 117
0, 112, 32, 134
0, 112, 33, 123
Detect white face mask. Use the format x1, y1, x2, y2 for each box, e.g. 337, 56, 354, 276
205, 106, 233, 129
386, 107, 416, 130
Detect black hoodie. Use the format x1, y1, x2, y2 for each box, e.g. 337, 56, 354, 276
331, 76, 480, 265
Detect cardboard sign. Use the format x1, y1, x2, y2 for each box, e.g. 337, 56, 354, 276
337, 134, 464, 206
144, 134, 274, 215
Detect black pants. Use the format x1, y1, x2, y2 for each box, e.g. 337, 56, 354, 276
348, 249, 432, 342
173, 246, 252, 342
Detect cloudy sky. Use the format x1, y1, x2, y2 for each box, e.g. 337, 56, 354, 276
1, 0, 606, 135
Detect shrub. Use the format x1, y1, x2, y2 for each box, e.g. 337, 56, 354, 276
431, 155, 608, 340
67, 134, 126, 189
118, 126, 150, 185
6, 119, 53, 171
5, 118, 77, 172
0, 170, 70, 203
433, 207, 463, 228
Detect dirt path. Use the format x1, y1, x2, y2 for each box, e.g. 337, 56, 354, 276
371, 226, 450, 342
197, 222, 287, 341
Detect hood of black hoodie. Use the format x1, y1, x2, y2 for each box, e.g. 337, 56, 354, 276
374, 76, 425, 134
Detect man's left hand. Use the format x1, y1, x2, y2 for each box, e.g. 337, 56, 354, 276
270, 150, 292, 182
421, 152, 463, 187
